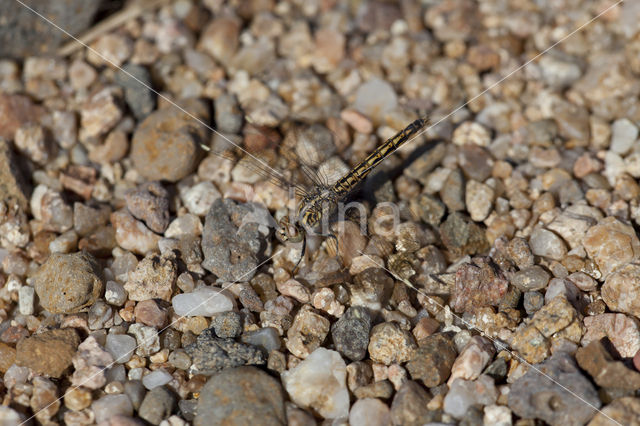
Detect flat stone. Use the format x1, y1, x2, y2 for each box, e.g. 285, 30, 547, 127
368, 322, 417, 365
583, 217, 640, 277
602, 263, 640, 317
331, 306, 371, 361
16, 328, 80, 378
576, 339, 640, 390
185, 328, 265, 375
583, 313, 640, 358
124, 252, 177, 302
406, 333, 457, 387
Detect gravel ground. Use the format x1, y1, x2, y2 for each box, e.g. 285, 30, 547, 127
1, 0, 640, 425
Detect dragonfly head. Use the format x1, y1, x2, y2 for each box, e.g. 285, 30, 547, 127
277, 216, 305, 243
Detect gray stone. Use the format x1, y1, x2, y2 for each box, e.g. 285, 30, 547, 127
331, 306, 372, 361
138, 387, 176, 425
185, 328, 265, 375
195, 366, 285, 426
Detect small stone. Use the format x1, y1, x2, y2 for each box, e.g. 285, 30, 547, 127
349, 398, 391, 426
602, 263, 640, 317
64, 387, 92, 411
448, 336, 496, 385
88, 33, 132, 68
172, 286, 235, 316
165, 214, 203, 239
451, 256, 509, 313
92, 394, 134, 423
368, 322, 417, 365
17, 285, 34, 315
185, 328, 265, 375
0, 139, 30, 213
30, 376, 60, 422
212, 311, 243, 338
353, 78, 397, 124
130, 105, 206, 182
88, 299, 112, 330
523, 291, 544, 315
142, 369, 173, 390
465, 180, 494, 222
483, 404, 512, 426
31, 185, 73, 233
0, 342, 16, 373
81, 87, 122, 138
71, 336, 114, 390
547, 205, 602, 249
129, 323, 160, 357
281, 348, 349, 419
508, 353, 600, 425
576, 338, 640, 390
443, 375, 498, 419
14, 122, 50, 164
240, 327, 281, 353
459, 143, 494, 182
125, 181, 170, 234
114, 63, 155, 120
610, 118, 638, 155
506, 237, 534, 269
406, 333, 457, 387
583, 217, 640, 277
512, 324, 550, 364
276, 278, 311, 303
32, 251, 103, 314
16, 328, 80, 378
440, 168, 465, 212
510, 265, 551, 292
349, 268, 394, 313
124, 252, 177, 302
134, 299, 168, 329
196, 366, 285, 426
105, 280, 127, 306
583, 313, 640, 358
0, 93, 43, 141
452, 121, 491, 147
528, 227, 568, 261
111, 209, 161, 255
331, 306, 371, 361
588, 397, 640, 426
286, 307, 330, 359
390, 380, 435, 426
182, 181, 222, 217
439, 212, 490, 259
202, 198, 264, 282
340, 109, 373, 134
105, 333, 137, 363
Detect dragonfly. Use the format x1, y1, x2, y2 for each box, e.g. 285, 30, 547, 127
200, 116, 429, 270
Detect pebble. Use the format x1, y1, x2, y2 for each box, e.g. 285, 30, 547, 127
64, 387, 92, 411
277, 278, 311, 303
182, 181, 222, 217
443, 375, 498, 419
142, 369, 173, 390
510, 265, 551, 292
210, 311, 241, 338
465, 180, 494, 221
583, 217, 640, 277
601, 263, 640, 317
105, 280, 128, 306
115, 63, 156, 120
31, 185, 74, 233
0, 342, 16, 373
0, 139, 30, 213
583, 313, 640, 358
129, 323, 161, 357
610, 118, 638, 155
30, 376, 60, 422
125, 181, 170, 234
588, 397, 640, 426
70, 335, 114, 389
111, 209, 161, 255
196, 366, 285, 426
353, 380, 394, 400
88, 33, 132, 68
105, 333, 137, 363
508, 353, 600, 425
92, 394, 134, 423
88, 299, 113, 330
353, 78, 397, 124
349, 267, 394, 313
17, 285, 34, 315
341, 109, 373, 134
368, 322, 417, 365
439, 212, 490, 259
32, 251, 103, 314
286, 307, 330, 359
576, 339, 640, 390
172, 286, 234, 316
331, 306, 371, 361
452, 121, 491, 147
406, 333, 457, 387
134, 299, 168, 329
459, 143, 494, 181
0, 407, 25, 425
448, 336, 495, 385
389, 380, 435, 425
483, 404, 512, 426
528, 227, 567, 261
80, 87, 122, 138
124, 252, 177, 302
15, 328, 79, 377
130, 105, 206, 182
240, 327, 281, 353
185, 328, 265, 374
451, 256, 509, 313
440, 168, 465, 212
547, 205, 602, 249
138, 387, 176, 425
349, 398, 391, 426
14, 122, 49, 164
201, 198, 262, 282
281, 348, 349, 419
0, 93, 43, 141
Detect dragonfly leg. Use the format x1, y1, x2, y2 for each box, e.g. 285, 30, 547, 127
292, 236, 306, 274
